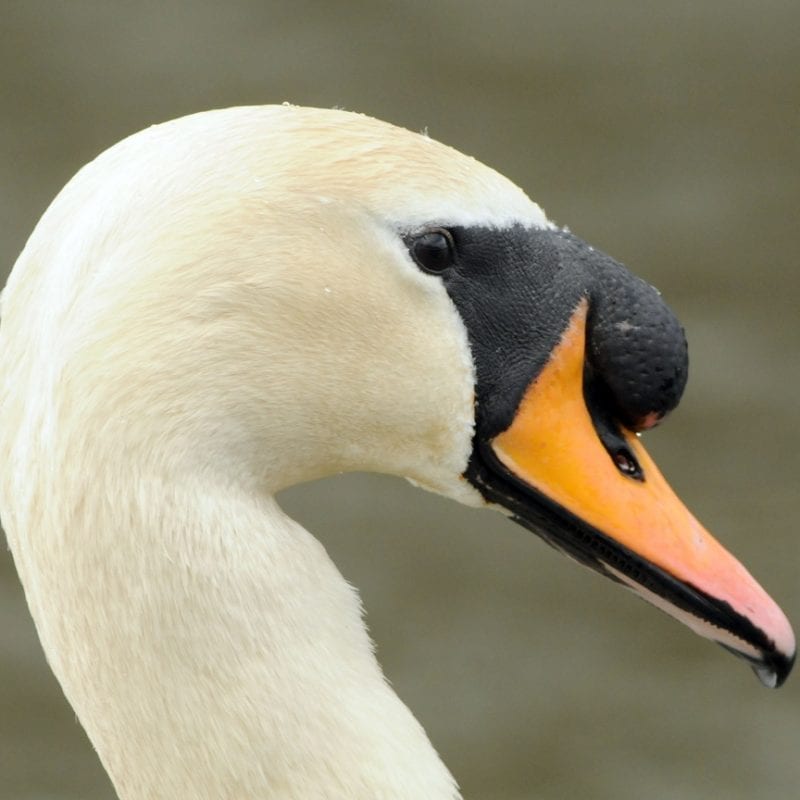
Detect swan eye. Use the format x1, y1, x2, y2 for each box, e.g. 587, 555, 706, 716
409, 229, 456, 274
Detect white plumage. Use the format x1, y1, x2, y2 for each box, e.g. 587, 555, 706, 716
0, 106, 547, 799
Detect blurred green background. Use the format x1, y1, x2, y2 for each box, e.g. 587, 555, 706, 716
1, 2, 798, 799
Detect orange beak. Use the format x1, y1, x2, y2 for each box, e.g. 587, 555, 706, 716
488, 300, 795, 686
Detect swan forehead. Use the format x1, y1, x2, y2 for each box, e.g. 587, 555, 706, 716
116, 105, 550, 232
268, 107, 550, 230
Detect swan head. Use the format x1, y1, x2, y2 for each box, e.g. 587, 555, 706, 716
2, 105, 793, 690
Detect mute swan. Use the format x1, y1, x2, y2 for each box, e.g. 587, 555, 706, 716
0, 106, 793, 800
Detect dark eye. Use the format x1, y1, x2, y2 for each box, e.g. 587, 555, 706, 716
409, 229, 456, 274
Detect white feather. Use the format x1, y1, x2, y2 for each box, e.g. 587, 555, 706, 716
0, 106, 548, 799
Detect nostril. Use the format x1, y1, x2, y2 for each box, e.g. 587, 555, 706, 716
613, 447, 644, 481
583, 363, 646, 482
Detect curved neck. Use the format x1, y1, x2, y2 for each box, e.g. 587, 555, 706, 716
17, 469, 460, 799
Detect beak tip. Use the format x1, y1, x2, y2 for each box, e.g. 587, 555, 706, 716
753, 648, 795, 689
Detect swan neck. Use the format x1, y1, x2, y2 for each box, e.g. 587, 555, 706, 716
14, 469, 459, 799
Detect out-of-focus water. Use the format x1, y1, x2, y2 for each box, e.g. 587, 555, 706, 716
1, 3, 798, 798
